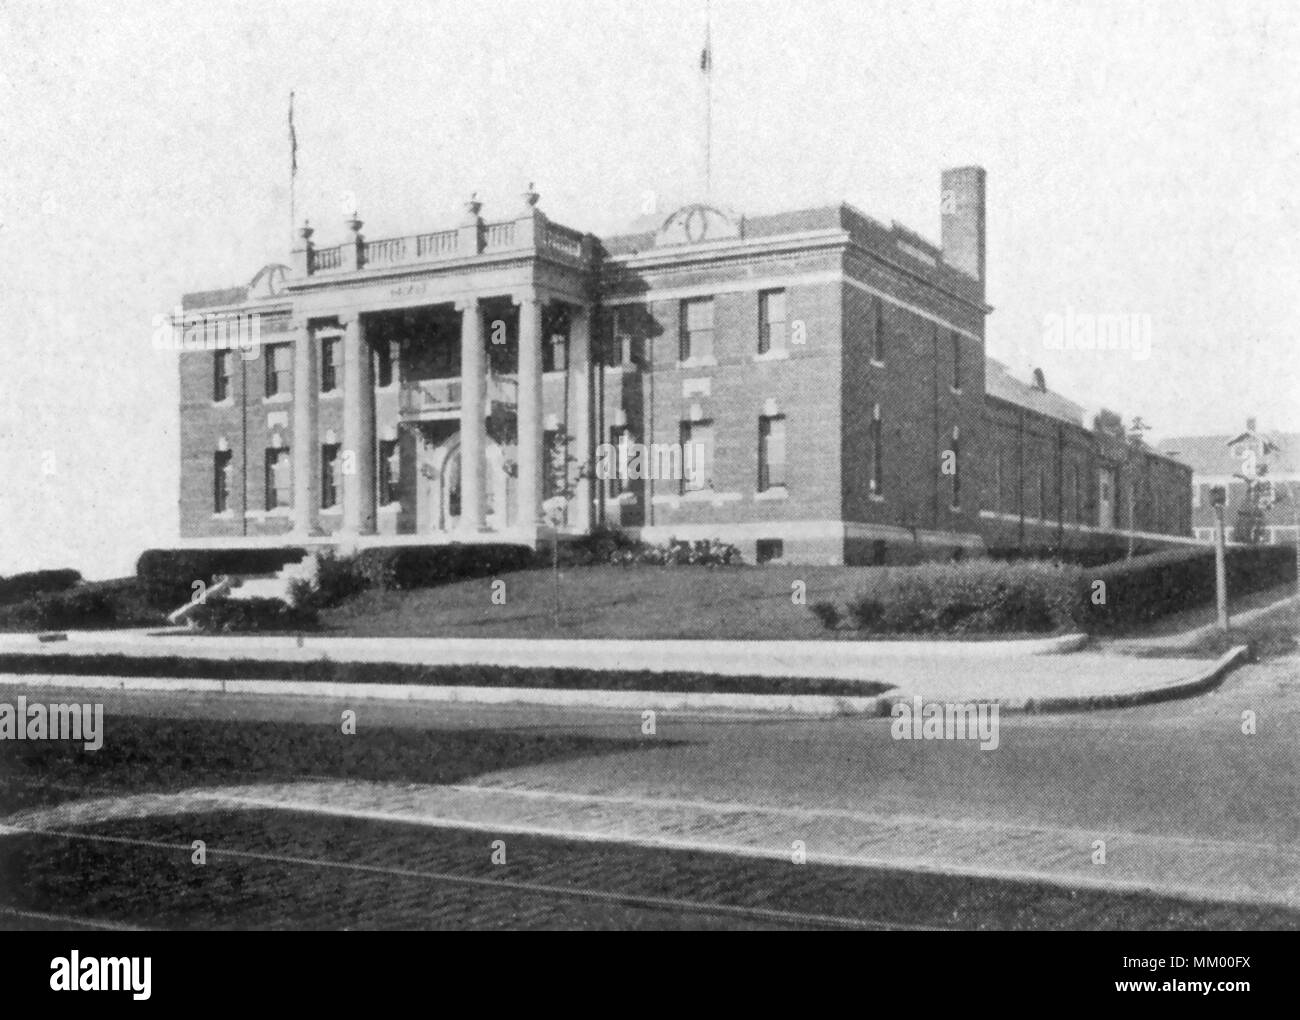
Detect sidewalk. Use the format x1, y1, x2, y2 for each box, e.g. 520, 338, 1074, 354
0, 627, 1247, 714
6, 780, 1295, 909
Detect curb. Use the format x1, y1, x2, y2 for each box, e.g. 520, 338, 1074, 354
0, 673, 888, 717
1020, 645, 1251, 713
876, 645, 1250, 715
0, 645, 1248, 717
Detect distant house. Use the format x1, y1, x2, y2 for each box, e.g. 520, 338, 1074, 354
1158, 421, 1300, 545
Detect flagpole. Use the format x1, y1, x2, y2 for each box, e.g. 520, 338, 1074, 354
704, 0, 712, 200
289, 90, 297, 252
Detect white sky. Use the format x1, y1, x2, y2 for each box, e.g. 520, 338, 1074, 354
1, 0, 1297, 578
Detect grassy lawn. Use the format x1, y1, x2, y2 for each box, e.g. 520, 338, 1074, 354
321, 564, 891, 641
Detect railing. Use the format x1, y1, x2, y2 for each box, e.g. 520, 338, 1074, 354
541, 222, 584, 259
363, 236, 408, 266
399, 374, 518, 416
483, 222, 516, 250
310, 246, 342, 272
306, 219, 586, 275
416, 230, 458, 258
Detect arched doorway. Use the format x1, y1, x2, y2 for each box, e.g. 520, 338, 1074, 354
423, 432, 513, 533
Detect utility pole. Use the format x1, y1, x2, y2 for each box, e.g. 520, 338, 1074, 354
1126, 416, 1151, 558
1211, 485, 1229, 631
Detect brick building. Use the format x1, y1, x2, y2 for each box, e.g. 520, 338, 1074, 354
173, 169, 1192, 563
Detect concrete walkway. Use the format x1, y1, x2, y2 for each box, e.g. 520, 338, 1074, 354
1, 628, 1084, 680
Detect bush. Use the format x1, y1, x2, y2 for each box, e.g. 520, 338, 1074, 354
842, 560, 1081, 635
809, 601, 842, 630
555, 526, 644, 567
608, 536, 743, 567
0, 578, 164, 632
137, 547, 308, 609
296, 544, 538, 609
0, 569, 82, 606
188, 597, 318, 633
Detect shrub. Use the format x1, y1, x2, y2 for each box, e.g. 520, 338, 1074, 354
188, 597, 318, 633
607, 536, 742, 567
0, 578, 164, 632
0, 569, 82, 606
296, 544, 538, 609
137, 547, 308, 609
556, 526, 643, 567
844, 560, 1081, 635
809, 601, 842, 630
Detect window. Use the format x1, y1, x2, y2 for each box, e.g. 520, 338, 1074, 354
375, 338, 400, 388
544, 330, 568, 373
1073, 464, 1084, 522
378, 439, 400, 505
951, 331, 962, 390
680, 419, 714, 493
320, 444, 341, 509
680, 297, 714, 362
213, 350, 231, 402
756, 538, 784, 564
871, 297, 885, 363
321, 338, 340, 393
265, 447, 291, 510
869, 407, 883, 496
265, 343, 291, 398
758, 414, 786, 491
1193, 484, 1203, 508
607, 426, 630, 497
213, 450, 232, 513
1037, 467, 1047, 520
604, 306, 641, 366
758, 289, 787, 354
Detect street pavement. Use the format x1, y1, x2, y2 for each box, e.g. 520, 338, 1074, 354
2, 652, 1296, 916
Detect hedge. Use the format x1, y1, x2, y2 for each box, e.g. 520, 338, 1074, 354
136, 547, 308, 609
825, 544, 1296, 636
0, 568, 82, 606
297, 544, 538, 609
0, 578, 164, 632
1083, 544, 1296, 631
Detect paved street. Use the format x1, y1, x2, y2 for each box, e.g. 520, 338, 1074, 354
1, 653, 1296, 927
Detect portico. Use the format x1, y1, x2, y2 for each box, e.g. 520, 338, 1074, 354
283, 187, 596, 544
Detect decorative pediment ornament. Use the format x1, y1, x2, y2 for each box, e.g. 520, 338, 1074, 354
248, 263, 290, 299
655, 203, 743, 247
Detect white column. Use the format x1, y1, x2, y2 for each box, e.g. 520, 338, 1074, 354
457, 296, 486, 531
516, 291, 544, 527
569, 304, 593, 532
341, 313, 376, 535
291, 319, 319, 534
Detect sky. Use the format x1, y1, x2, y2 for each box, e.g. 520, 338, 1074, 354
1, 0, 1297, 578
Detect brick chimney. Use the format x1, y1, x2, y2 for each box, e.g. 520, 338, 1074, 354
941, 166, 986, 291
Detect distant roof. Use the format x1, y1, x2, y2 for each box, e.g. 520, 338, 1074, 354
984, 359, 1086, 426
1157, 432, 1300, 475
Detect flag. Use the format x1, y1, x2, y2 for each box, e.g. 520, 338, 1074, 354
700, 2, 712, 73
288, 90, 297, 175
